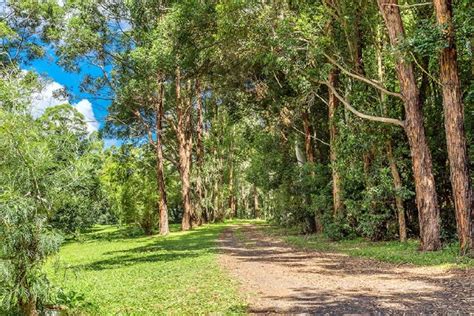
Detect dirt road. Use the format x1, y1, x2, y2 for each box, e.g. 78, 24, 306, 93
218, 224, 473, 315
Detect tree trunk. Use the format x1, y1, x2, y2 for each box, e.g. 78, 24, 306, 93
195, 80, 205, 225
176, 68, 193, 231
301, 112, 321, 233
228, 131, 237, 218
328, 68, 343, 216
229, 163, 237, 218
253, 184, 260, 218
295, 139, 306, 166
302, 109, 315, 163
433, 0, 473, 255
244, 194, 249, 217
20, 296, 38, 316
377, 0, 441, 251
155, 78, 169, 235
387, 141, 407, 241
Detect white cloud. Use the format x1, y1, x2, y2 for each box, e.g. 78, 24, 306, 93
74, 99, 99, 133
30, 80, 99, 133
31, 81, 68, 117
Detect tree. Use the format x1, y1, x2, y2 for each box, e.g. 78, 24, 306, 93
377, 0, 441, 251
174, 68, 193, 230
433, 0, 473, 255
0, 101, 105, 314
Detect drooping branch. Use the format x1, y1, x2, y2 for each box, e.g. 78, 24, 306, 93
322, 80, 405, 128
323, 53, 403, 99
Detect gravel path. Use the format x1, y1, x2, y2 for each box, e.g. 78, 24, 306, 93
218, 224, 474, 315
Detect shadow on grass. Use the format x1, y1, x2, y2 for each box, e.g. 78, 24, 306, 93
75, 224, 226, 271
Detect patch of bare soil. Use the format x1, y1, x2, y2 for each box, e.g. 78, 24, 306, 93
218, 224, 474, 315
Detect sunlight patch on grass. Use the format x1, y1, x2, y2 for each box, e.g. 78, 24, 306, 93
46, 222, 246, 315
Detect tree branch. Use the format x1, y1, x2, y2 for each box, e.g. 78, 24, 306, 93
323, 53, 403, 99
322, 81, 405, 128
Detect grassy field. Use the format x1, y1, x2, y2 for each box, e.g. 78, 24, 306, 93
264, 225, 474, 268
43, 220, 473, 315
45, 223, 246, 315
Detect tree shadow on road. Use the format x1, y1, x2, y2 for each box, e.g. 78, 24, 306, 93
219, 224, 474, 314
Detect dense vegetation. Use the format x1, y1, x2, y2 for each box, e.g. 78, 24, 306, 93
0, 0, 472, 315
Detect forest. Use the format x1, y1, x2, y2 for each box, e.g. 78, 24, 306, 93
0, 0, 473, 315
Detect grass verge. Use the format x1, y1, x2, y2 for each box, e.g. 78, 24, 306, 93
46, 222, 246, 315
263, 225, 474, 268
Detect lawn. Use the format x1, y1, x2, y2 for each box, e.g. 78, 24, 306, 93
263, 225, 474, 268
45, 223, 246, 315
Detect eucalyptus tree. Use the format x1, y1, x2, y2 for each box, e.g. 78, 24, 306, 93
375, 0, 440, 250
147, 1, 220, 229
211, 0, 471, 250
57, 0, 221, 231
55, 0, 175, 234
432, 0, 473, 255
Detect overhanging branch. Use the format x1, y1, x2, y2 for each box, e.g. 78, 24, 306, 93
323, 53, 403, 99
322, 81, 405, 128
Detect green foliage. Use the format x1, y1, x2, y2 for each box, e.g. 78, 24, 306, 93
0, 71, 110, 313
0, 196, 62, 313
101, 145, 180, 233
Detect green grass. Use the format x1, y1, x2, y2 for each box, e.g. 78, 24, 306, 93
46, 222, 246, 315
263, 225, 474, 268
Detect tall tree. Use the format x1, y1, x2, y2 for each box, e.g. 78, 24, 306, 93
328, 68, 343, 216
302, 109, 315, 163
376, 32, 407, 242
433, 0, 473, 255
194, 80, 206, 223
175, 68, 194, 230
377, 0, 441, 251
155, 77, 170, 235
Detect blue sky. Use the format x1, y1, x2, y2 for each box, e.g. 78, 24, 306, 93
22, 46, 119, 147
22, 46, 109, 125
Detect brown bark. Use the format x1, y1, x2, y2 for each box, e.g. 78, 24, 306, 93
301, 109, 322, 232
155, 78, 169, 235
378, 0, 441, 251
229, 163, 237, 218
302, 109, 315, 163
328, 68, 343, 216
433, 0, 473, 255
20, 296, 38, 316
195, 80, 205, 225
253, 185, 260, 218
176, 68, 193, 231
387, 141, 407, 242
